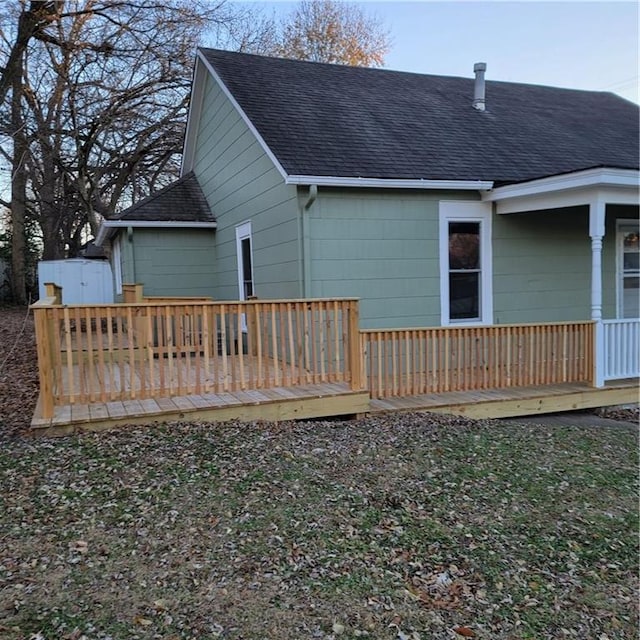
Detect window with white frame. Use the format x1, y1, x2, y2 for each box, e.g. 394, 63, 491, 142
112, 235, 123, 295
617, 220, 639, 318
439, 202, 493, 325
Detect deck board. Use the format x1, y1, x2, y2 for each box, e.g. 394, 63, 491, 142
31, 378, 637, 436
369, 379, 638, 419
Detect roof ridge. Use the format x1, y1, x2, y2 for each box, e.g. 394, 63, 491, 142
199, 47, 626, 97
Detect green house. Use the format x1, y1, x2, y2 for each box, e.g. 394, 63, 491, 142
96, 49, 639, 382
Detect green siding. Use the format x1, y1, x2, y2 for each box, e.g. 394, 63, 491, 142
492, 207, 591, 323
308, 192, 637, 329
123, 229, 217, 297
307, 189, 479, 328
192, 73, 300, 300
493, 204, 638, 324
120, 232, 134, 289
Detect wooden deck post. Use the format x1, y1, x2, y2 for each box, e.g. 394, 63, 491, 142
348, 300, 363, 390
33, 306, 55, 419
593, 320, 605, 388
44, 282, 62, 304
122, 283, 144, 303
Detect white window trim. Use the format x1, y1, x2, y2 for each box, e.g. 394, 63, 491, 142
235, 221, 254, 301
439, 201, 493, 326
112, 235, 123, 295
616, 218, 640, 319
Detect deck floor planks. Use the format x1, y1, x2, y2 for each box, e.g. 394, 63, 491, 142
57, 349, 318, 400
88, 403, 109, 421
34, 362, 638, 435
122, 399, 145, 417
140, 398, 162, 415
105, 401, 127, 419
172, 396, 197, 411
156, 396, 179, 412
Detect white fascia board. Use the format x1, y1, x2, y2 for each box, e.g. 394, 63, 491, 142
491, 184, 639, 215
95, 220, 217, 246
102, 220, 216, 230
180, 58, 207, 176
483, 167, 640, 203
286, 175, 494, 190
196, 51, 289, 182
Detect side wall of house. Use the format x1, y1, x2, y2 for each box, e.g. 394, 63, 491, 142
305, 188, 480, 329
492, 204, 637, 324
116, 228, 217, 298
492, 207, 592, 323
306, 193, 634, 329
192, 72, 300, 301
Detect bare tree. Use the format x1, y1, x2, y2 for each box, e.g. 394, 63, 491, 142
0, 0, 273, 301
274, 0, 391, 67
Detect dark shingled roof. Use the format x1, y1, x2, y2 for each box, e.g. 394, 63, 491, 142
109, 172, 214, 222
200, 48, 639, 185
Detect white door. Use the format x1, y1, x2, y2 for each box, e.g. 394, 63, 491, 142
235, 221, 254, 301
617, 222, 639, 318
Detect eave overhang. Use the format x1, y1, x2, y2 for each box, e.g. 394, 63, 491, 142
482, 167, 640, 213
285, 175, 494, 190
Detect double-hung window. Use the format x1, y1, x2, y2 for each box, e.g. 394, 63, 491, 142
617, 221, 639, 318
439, 202, 493, 325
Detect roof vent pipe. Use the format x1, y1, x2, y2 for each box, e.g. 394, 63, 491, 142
473, 62, 487, 111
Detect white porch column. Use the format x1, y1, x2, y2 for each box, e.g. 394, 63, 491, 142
589, 198, 605, 387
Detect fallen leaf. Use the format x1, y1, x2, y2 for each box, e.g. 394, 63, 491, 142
453, 626, 476, 637
332, 621, 345, 635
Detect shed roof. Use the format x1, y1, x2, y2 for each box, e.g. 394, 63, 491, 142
200, 48, 639, 186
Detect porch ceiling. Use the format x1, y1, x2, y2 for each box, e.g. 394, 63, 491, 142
482, 167, 639, 214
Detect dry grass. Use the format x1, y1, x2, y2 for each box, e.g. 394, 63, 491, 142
0, 413, 637, 640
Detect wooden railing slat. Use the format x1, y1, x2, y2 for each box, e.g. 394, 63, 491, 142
361, 321, 596, 400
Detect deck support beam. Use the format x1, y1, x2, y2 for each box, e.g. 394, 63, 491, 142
589, 198, 606, 387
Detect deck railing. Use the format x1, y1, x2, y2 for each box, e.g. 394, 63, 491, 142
602, 318, 640, 381
361, 322, 594, 399
31, 295, 362, 418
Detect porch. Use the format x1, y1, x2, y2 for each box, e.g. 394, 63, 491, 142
31, 286, 638, 435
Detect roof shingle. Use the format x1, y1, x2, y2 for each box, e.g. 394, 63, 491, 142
200, 48, 639, 185
110, 172, 214, 222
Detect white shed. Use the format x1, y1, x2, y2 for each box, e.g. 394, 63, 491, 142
38, 259, 114, 304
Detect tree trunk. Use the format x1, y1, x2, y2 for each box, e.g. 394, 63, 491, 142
10, 58, 28, 305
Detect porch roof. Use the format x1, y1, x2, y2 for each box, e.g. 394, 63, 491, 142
481, 167, 640, 214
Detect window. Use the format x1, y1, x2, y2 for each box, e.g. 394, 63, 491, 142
235, 221, 254, 300
449, 222, 481, 320
617, 221, 640, 318
439, 202, 492, 325
112, 236, 122, 295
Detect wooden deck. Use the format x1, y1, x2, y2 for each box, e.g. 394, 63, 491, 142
32, 378, 637, 436
370, 379, 639, 419
29, 291, 638, 435
32, 382, 371, 437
